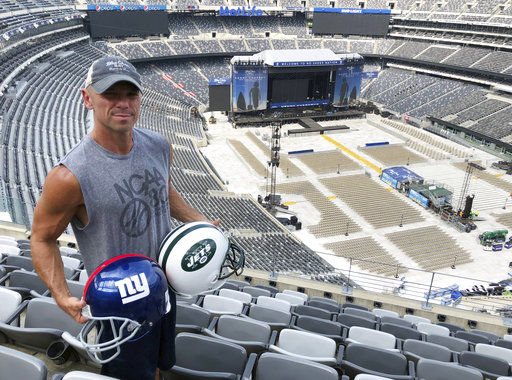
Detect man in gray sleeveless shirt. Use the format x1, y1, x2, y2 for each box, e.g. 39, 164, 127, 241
31, 56, 217, 380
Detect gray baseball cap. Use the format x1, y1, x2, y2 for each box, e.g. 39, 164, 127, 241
84, 56, 142, 94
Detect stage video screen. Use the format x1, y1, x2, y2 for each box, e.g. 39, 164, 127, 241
269, 71, 330, 107
87, 11, 169, 38
312, 13, 390, 36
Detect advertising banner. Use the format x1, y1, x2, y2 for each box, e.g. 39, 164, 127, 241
381, 172, 398, 189
269, 100, 329, 109
362, 71, 379, 79
333, 64, 362, 107
231, 66, 268, 112
87, 4, 167, 10
409, 189, 430, 208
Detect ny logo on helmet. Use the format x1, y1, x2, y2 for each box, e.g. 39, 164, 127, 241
114, 273, 150, 304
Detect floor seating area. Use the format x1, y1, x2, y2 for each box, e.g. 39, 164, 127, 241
320, 175, 424, 229
296, 151, 361, 175
246, 132, 304, 178
324, 237, 407, 277
274, 181, 362, 237
362, 146, 426, 167
385, 226, 473, 271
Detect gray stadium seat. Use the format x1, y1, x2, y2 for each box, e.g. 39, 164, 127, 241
0, 265, 6, 280
169, 333, 256, 379
283, 290, 309, 303
456, 330, 492, 345
253, 352, 338, 380
295, 305, 333, 320
0, 297, 82, 353
225, 279, 251, 290
203, 314, 273, 354
243, 286, 272, 298
402, 315, 430, 326
372, 309, 399, 319
416, 322, 450, 337
201, 295, 244, 317
471, 329, 500, 343
380, 316, 413, 328
254, 284, 279, 295
308, 299, 341, 313
4, 270, 49, 299
218, 288, 253, 304
256, 296, 291, 313
416, 358, 483, 380
496, 339, 512, 350
275, 292, 306, 306
340, 343, 414, 379
460, 351, 512, 379
475, 344, 512, 365
1, 255, 34, 272
342, 302, 368, 311
343, 307, 378, 321
292, 315, 344, 343
0, 345, 47, 380
402, 339, 452, 365
63, 280, 85, 300
427, 334, 470, 353
269, 328, 340, 367
381, 323, 422, 341
176, 303, 212, 335
337, 313, 377, 330
437, 322, 465, 333
245, 304, 291, 331
345, 326, 397, 351
0, 286, 22, 323
0, 244, 20, 256
310, 297, 338, 306
218, 282, 241, 292
78, 270, 88, 285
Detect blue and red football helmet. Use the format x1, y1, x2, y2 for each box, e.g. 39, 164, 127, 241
79, 254, 170, 364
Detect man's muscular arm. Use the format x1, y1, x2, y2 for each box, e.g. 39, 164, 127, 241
31, 165, 88, 324
168, 143, 220, 226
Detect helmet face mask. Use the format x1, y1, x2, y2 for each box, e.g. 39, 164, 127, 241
158, 222, 245, 297
79, 254, 170, 364
219, 241, 245, 280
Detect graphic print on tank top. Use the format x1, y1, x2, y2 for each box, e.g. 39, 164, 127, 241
113, 166, 168, 238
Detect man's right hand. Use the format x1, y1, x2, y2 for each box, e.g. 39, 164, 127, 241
56, 296, 89, 324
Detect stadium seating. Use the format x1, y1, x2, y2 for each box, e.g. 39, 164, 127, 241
252, 352, 339, 380
0, 345, 47, 380
417, 358, 483, 379
0, 297, 81, 354
459, 351, 512, 379
202, 314, 273, 354
268, 329, 340, 367
402, 339, 453, 364
170, 332, 256, 379
340, 343, 415, 379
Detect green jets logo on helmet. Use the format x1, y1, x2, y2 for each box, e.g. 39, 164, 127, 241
181, 239, 217, 272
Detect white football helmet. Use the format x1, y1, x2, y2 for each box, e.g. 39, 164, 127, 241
158, 222, 245, 296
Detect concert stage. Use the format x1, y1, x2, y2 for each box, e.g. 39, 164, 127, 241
231, 108, 365, 127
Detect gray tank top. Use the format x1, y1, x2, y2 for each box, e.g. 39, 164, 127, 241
59, 128, 172, 275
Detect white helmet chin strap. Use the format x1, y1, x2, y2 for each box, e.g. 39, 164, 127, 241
78, 316, 142, 364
